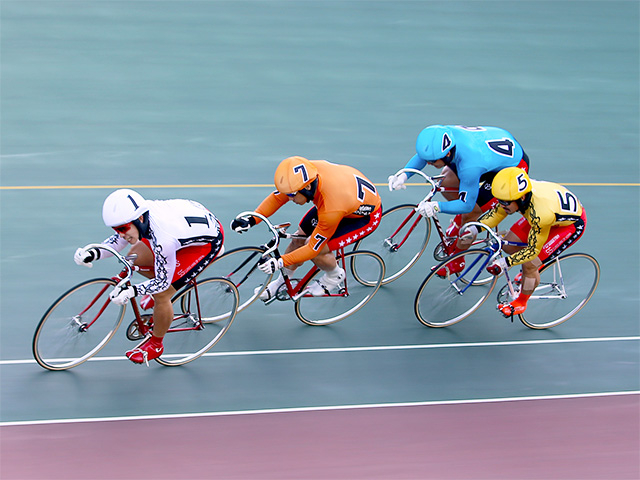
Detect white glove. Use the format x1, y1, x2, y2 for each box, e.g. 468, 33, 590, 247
109, 284, 136, 306
459, 225, 479, 242
486, 256, 509, 276
258, 256, 283, 275
74, 247, 99, 268
416, 200, 440, 218
388, 172, 408, 191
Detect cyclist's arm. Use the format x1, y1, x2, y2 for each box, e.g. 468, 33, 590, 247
437, 169, 481, 215
478, 205, 507, 229
90, 234, 128, 260
281, 211, 342, 266
403, 154, 427, 178
134, 245, 177, 296
254, 191, 289, 222
505, 219, 551, 267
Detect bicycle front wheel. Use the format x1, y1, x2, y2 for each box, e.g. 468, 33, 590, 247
156, 277, 239, 366
414, 249, 497, 327
33, 278, 125, 371
517, 253, 600, 329
295, 251, 385, 326
352, 204, 430, 285
209, 246, 273, 313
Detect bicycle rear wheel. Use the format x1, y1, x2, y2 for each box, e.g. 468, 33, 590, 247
352, 204, 430, 285
209, 246, 273, 313
295, 251, 384, 326
33, 278, 125, 371
516, 253, 600, 329
414, 249, 497, 327
156, 277, 238, 366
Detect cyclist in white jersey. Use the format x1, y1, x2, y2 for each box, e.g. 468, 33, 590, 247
74, 189, 224, 364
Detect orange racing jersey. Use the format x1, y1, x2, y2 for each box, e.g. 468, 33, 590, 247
254, 160, 382, 266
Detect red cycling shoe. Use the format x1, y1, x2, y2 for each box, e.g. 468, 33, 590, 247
498, 302, 527, 317
434, 257, 465, 277
126, 336, 164, 365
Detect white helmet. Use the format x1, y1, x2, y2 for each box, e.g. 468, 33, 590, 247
102, 189, 149, 227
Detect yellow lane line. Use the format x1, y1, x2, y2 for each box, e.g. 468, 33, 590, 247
1, 183, 639, 190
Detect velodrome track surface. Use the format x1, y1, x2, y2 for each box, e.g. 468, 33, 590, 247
1, 1, 638, 479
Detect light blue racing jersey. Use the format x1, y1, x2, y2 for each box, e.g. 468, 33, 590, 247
405, 125, 525, 215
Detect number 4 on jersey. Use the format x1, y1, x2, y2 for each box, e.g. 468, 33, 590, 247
486, 138, 515, 157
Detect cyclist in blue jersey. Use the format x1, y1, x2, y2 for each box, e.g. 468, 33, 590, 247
388, 125, 530, 275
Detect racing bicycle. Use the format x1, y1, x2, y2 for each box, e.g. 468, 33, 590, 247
32, 244, 239, 370
353, 168, 494, 284
413, 222, 600, 329
215, 211, 385, 326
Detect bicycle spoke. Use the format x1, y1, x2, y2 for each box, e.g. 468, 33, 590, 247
353, 205, 430, 285
518, 253, 600, 329
156, 277, 238, 366
295, 251, 384, 326
414, 250, 497, 327
33, 278, 125, 371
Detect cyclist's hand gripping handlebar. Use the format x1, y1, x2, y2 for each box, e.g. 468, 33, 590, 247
391, 168, 445, 204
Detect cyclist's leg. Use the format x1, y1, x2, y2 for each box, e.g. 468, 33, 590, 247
129, 240, 155, 279
500, 211, 587, 317
127, 241, 220, 364
257, 229, 305, 300
307, 210, 381, 294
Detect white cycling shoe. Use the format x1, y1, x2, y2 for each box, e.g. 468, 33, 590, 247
305, 267, 345, 296
255, 276, 285, 302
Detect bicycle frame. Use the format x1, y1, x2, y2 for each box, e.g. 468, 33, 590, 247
387, 168, 491, 256
82, 244, 205, 336
234, 211, 352, 302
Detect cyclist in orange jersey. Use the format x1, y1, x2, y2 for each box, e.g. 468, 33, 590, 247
232, 156, 382, 300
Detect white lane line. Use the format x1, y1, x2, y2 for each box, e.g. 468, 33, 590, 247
1, 391, 638, 427
4, 336, 639, 366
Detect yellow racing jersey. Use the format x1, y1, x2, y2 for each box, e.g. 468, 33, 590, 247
479, 180, 583, 266
254, 160, 381, 266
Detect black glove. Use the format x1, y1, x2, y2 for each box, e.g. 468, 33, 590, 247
231, 216, 256, 234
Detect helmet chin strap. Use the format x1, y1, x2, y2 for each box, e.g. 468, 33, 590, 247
441, 146, 456, 165
300, 178, 318, 201
516, 191, 532, 212
132, 212, 151, 239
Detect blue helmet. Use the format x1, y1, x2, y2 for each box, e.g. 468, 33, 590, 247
415, 125, 456, 162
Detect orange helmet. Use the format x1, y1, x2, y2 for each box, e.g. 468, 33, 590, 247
274, 156, 318, 194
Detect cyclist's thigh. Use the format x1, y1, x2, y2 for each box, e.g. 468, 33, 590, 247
130, 241, 155, 268
502, 218, 529, 255
326, 205, 382, 251
171, 242, 221, 291
538, 213, 586, 264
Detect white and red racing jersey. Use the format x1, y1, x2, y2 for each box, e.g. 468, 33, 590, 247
101, 199, 222, 295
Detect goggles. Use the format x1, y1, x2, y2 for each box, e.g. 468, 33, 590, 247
497, 199, 513, 207
285, 192, 297, 198
113, 223, 132, 234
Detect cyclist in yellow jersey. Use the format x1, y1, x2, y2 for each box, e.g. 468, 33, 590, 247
231, 156, 382, 300
462, 167, 587, 316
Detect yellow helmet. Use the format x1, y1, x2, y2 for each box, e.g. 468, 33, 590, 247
491, 167, 532, 201
274, 156, 318, 194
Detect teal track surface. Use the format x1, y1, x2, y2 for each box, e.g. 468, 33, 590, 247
1, 1, 638, 478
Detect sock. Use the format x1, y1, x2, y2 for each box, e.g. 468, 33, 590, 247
281, 267, 294, 278
512, 292, 531, 308
325, 265, 343, 279
150, 335, 163, 346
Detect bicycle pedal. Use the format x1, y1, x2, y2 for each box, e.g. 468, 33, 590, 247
275, 281, 295, 301
126, 314, 153, 341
